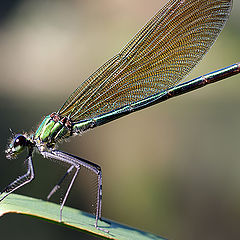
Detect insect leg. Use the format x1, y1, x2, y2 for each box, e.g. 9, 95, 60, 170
0, 155, 34, 202
47, 165, 75, 200
41, 150, 108, 232
59, 165, 79, 221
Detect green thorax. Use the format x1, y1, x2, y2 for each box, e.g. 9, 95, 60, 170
34, 113, 72, 146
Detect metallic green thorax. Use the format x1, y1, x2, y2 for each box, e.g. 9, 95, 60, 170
34, 113, 72, 146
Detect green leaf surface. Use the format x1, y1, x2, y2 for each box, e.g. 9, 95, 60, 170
0, 194, 165, 240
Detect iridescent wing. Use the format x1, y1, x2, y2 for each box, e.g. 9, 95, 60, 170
58, 0, 232, 122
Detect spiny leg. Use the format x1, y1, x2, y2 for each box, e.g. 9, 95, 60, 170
96, 171, 102, 220
60, 166, 79, 221
0, 155, 34, 202
41, 150, 109, 232
47, 165, 75, 200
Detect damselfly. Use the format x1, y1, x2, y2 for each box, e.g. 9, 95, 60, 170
0, 0, 239, 232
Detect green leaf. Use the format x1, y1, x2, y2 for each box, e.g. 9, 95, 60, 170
0, 194, 165, 240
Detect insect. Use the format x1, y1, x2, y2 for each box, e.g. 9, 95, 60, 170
0, 0, 239, 232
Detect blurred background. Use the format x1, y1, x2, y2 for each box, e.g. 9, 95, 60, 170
0, 0, 239, 239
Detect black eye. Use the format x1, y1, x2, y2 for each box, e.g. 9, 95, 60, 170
13, 135, 26, 148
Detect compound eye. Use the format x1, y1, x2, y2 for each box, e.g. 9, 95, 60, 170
13, 135, 27, 149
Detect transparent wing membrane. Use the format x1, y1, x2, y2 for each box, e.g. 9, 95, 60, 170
58, 0, 232, 122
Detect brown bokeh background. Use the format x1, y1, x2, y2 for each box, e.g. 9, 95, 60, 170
0, 0, 239, 239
